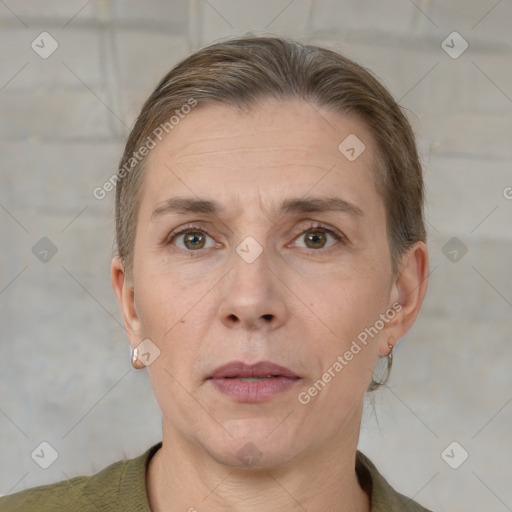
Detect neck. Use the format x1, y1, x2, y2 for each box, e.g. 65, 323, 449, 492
147, 420, 370, 512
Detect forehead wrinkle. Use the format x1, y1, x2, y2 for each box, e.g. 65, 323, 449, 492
167, 144, 327, 165
163, 123, 337, 159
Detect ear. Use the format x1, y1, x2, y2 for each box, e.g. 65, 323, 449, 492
379, 241, 429, 356
111, 256, 141, 349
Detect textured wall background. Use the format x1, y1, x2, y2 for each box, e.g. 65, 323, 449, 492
1, 1, 511, 511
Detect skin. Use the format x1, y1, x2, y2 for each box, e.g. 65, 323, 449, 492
111, 98, 429, 512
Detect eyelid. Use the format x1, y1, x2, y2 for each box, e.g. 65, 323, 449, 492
292, 221, 344, 239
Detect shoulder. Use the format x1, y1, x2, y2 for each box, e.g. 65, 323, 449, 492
0, 442, 162, 512
0, 460, 127, 512
0, 467, 118, 512
356, 450, 436, 512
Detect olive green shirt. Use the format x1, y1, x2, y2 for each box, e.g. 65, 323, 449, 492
1, 442, 434, 511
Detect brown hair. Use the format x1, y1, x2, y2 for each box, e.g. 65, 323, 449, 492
114, 35, 426, 390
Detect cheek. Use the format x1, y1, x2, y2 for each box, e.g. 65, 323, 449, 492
133, 269, 211, 366
302, 277, 387, 399
305, 263, 390, 385
133, 269, 181, 349
325, 259, 390, 332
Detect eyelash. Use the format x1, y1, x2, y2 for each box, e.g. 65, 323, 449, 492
164, 222, 346, 256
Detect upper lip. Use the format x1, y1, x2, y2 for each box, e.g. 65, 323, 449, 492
209, 361, 300, 379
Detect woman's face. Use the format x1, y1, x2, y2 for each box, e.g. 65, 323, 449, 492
114, 98, 418, 468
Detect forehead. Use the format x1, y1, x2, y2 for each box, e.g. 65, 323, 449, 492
140, 98, 380, 219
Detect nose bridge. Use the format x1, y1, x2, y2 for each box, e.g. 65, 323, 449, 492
230, 198, 274, 275
231, 233, 271, 301
218, 230, 286, 330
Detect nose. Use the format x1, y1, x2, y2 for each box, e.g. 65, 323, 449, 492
218, 248, 288, 332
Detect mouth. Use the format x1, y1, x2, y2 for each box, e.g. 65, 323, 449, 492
208, 360, 299, 380
207, 361, 301, 403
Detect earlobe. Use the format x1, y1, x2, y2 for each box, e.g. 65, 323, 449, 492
110, 256, 141, 346
379, 241, 429, 354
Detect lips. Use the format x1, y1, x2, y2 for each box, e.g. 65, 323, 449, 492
209, 361, 299, 380
208, 361, 301, 403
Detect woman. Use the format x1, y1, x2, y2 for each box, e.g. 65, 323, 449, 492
2, 35, 432, 511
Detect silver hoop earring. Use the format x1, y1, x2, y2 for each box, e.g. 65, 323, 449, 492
368, 341, 395, 392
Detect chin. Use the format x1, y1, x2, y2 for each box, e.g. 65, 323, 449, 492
201, 419, 301, 469
206, 442, 298, 470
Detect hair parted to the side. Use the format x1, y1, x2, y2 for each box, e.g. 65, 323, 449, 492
114, 35, 426, 391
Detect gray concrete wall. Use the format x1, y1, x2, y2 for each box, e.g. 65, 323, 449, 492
1, 1, 511, 510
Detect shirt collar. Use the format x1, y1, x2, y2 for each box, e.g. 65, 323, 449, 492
92, 442, 428, 512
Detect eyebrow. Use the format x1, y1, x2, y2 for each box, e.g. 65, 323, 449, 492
151, 196, 363, 221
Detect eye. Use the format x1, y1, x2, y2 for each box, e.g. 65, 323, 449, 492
292, 223, 344, 251
165, 226, 217, 252
164, 222, 346, 255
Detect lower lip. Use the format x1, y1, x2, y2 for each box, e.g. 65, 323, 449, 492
210, 377, 300, 402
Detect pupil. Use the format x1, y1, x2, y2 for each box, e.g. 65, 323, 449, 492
308, 231, 325, 248
186, 233, 203, 248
